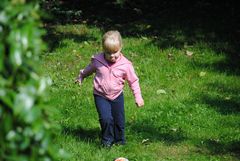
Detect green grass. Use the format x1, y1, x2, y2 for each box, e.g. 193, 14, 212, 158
41, 24, 240, 161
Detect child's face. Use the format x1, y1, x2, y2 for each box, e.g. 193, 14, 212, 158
104, 47, 121, 63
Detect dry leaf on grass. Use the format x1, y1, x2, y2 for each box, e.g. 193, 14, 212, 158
186, 50, 193, 57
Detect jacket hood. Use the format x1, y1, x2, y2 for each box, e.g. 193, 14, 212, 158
93, 53, 131, 68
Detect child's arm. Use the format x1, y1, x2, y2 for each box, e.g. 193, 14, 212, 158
126, 64, 144, 107
76, 60, 96, 85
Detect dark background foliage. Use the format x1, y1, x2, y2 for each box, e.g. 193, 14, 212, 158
42, 0, 240, 75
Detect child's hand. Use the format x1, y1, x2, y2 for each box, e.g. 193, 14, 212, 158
136, 100, 144, 107
75, 77, 83, 86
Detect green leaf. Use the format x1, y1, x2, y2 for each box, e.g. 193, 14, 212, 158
0, 11, 8, 24
0, 44, 4, 71
3, 113, 13, 134
0, 107, 2, 118
10, 45, 22, 67
14, 92, 34, 114
0, 88, 15, 108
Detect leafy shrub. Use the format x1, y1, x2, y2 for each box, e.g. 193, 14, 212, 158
0, 0, 66, 160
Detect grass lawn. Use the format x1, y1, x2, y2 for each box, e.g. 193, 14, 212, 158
40, 23, 240, 161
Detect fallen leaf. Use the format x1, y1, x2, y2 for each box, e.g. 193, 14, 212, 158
133, 8, 142, 14
167, 53, 174, 60
146, 25, 151, 29
224, 96, 231, 100
141, 36, 148, 40
186, 50, 193, 57
142, 138, 150, 144
157, 89, 166, 95
199, 71, 206, 77
84, 41, 89, 45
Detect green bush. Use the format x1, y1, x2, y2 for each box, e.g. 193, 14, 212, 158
0, 0, 66, 160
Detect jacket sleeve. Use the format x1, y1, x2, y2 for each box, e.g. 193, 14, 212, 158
126, 63, 143, 104
77, 57, 96, 81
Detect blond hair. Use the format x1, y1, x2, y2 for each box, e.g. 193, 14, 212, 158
102, 30, 122, 52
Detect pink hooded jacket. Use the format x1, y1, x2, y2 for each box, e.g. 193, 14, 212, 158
79, 53, 143, 104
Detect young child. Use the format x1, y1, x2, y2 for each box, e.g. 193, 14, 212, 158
75, 30, 144, 147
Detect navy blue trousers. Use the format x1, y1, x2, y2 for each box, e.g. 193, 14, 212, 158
94, 93, 125, 146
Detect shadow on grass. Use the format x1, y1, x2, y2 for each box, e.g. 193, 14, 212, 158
190, 50, 240, 76
196, 139, 240, 159
200, 82, 240, 114
201, 95, 240, 114
184, 80, 240, 158
127, 121, 186, 145
43, 25, 97, 52
62, 122, 186, 146
62, 125, 100, 146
